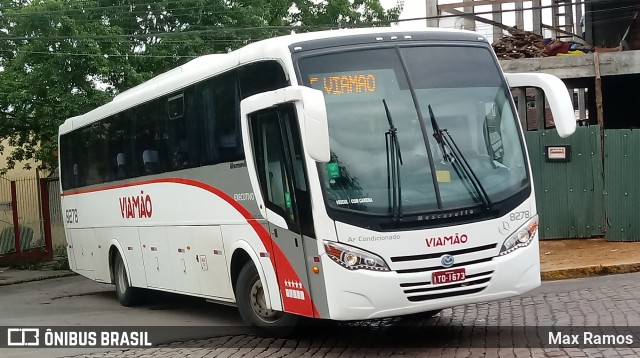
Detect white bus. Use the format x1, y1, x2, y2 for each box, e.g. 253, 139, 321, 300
58, 27, 576, 336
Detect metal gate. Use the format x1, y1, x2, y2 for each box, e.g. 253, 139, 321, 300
0, 176, 54, 263
525, 126, 640, 241
524, 126, 605, 239
603, 130, 640, 241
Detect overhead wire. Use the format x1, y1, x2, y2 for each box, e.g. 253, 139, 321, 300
0, 0, 631, 26
396, 0, 631, 22
0, 49, 200, 58
0, 0, 634, 55
0, 0, 279, 16
0, 25, 336, 41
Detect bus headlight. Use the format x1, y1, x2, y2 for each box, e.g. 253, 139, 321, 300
323, 241, 390, 271
499, 216, 538, 256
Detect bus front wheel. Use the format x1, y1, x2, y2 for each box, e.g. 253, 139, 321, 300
113, 252, 144, 307
236, 262, 299, 337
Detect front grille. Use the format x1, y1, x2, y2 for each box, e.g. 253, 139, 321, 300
395, 257, 494, 274
391, 243, 498, 274
390, 243, 497, 262
400, 270, 493, 302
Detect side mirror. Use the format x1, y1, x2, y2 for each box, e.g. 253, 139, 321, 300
240, 86, 330, 162
297, 87, 330, 163
504, 73, 577, 138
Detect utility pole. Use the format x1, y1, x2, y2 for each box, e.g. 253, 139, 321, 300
463, 0, 475, 31
426, 0, 439, 28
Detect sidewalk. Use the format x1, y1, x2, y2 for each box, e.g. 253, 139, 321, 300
0, 267, 75, 286
1, 238, 640, 286
0, 259, 76, 286
540, 237, 640, 280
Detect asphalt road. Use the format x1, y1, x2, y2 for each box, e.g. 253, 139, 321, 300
0, 275, 249, 358
2, 272, 640, 357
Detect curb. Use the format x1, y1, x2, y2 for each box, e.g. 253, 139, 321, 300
0, 271, 77, 286
541, 262, 640, 281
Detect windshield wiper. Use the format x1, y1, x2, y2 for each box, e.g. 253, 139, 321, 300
383, 99, 403, 223
429, 105, 451, 163
428, 105, 492, 211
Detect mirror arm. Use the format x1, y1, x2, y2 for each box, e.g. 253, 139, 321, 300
505, 73, 577, 138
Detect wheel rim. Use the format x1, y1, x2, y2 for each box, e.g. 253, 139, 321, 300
116, 261, 127, 294
249, 277, 281, 323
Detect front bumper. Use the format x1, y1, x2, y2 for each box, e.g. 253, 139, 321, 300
323, 238, 540, 320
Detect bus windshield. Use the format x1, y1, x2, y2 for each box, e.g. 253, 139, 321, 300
297, 45, 528, 216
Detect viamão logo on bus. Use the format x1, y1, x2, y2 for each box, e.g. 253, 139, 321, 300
426, 234, 468, 247
119, 191, 153, 219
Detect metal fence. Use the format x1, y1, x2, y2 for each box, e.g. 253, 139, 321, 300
0, 176, 46, 255
0, 178, 14, 254
47, 178, 66, 249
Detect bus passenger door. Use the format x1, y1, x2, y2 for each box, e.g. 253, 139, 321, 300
248, 104, 315, 318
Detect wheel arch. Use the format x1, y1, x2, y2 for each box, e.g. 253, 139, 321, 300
108, 240, 128, 285
229, 240, 281, 311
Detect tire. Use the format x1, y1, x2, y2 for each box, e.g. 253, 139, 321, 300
235, 262, 300, 337
113, 252, 144, 307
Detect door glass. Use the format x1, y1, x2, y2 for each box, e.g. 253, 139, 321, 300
281, 107, 314, 237
252, 110, 297, 227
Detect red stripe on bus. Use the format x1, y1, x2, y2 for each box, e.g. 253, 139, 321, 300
62, 178, 320, 318
61, 178, 180, 196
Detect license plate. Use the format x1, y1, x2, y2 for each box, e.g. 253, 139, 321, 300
432, 268, 466, 285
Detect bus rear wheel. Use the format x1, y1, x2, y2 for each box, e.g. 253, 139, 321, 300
236, 262, 299, 337
113, 252, 144, 307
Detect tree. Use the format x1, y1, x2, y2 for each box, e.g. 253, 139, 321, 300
0, 0, 402, 175
0, 0, 126, 174
292, 0, 400, 28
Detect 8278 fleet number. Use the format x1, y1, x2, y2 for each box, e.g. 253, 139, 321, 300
510, 211, 530, 221
65, 209, 78, 224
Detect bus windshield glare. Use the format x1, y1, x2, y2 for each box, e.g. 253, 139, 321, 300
297, 45, 528, 216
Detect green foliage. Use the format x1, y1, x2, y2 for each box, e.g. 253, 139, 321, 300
292, 0, 402, 28
52, 243, 70, 270
0, 0, 402, 174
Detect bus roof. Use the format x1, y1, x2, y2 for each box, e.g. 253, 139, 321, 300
59, 26, 485, 135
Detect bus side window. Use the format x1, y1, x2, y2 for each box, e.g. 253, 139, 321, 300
75, 127, 92, 187
85, 123, 109, 186
60, 132, 76, 189
107, 113, 133, 181
132, 103, 164, 176
168, 93, 184, 120
239, 61, 289, 100
196, 71, 242, 165
72, 163, 80, 188
166, 87, 198, 171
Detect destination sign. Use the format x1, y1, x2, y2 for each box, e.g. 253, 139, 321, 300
308, 73, 377, 96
